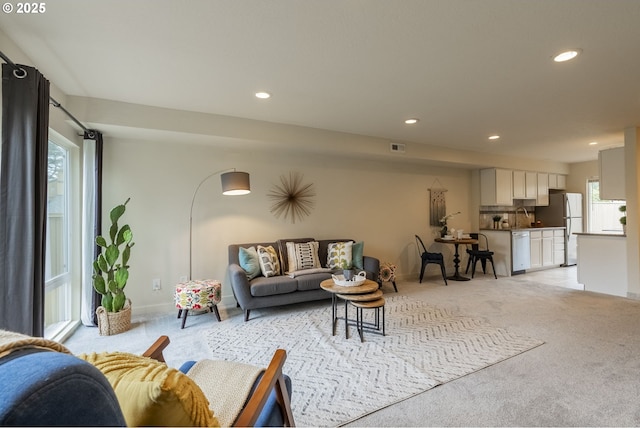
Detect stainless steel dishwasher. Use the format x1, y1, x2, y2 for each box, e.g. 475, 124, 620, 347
512, 230, 531, 273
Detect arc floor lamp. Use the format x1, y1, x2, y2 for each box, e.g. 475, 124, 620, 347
189, 169, 250, 279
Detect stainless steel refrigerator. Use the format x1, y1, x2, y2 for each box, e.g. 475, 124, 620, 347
534, 192, 583, 266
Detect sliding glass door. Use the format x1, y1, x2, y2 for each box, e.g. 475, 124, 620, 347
44, 139, 79, 339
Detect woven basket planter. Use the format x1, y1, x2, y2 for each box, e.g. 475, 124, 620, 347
96, 299, 132, 336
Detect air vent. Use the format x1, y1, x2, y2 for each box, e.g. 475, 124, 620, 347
390, 143, 406, 153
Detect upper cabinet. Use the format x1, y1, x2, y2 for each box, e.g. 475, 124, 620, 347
481, 168, 513, 206
548, 173, 566, 190
482, 168, 565, 206
599, 147, 625, 200
536, 173, 549, 206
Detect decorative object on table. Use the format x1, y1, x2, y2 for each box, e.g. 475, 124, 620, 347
429, 186, 447, 228
174, 280, 222, 328
341, 259, 355, 281
619, 205, 626, 234
439, 211, 461, 237
92, 198, 135, 336
378, 261, 398, 292
331, 271, 367, 286
492, 215, 502, 229
189, 168, 250, 280
268, 171, 315, 223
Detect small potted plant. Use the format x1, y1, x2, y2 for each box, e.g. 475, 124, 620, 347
341, 259, 355, 281
492, 215, 502, 229
93, 198, 135, 335
619, 205, 627, 234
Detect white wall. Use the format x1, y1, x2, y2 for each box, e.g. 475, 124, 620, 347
103, 137, 474, 313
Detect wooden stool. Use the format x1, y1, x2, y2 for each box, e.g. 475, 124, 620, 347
174, 280, 222, 328
351, 297, 385, 342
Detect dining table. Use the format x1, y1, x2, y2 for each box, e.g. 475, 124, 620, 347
434, 236, 479, 281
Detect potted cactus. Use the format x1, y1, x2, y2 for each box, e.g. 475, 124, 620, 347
93, 198, 135, 335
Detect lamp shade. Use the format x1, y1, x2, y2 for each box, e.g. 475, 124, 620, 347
221, 171, 251, 195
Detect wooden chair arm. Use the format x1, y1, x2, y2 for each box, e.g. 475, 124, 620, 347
233, 349, 295, 427
142, 335, 170, 363
142, 337, 294, 427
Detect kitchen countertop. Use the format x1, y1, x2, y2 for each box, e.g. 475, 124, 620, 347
480, 226, 566, 232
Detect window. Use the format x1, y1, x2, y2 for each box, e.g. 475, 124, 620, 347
44, 140, 75, 339
587, 179, 625, 233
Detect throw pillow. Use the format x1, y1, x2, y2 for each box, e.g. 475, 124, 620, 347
352, 241, 365, 269
327, 241, 354, 269
238, 246, 261, 280
257, 245, 281, 277
285, 241, 321, 273
78, 351, 219, 427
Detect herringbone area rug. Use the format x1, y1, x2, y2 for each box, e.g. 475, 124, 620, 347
206, 295, 544, 427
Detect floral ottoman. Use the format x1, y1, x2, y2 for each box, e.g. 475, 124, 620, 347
174, 280, 222, 328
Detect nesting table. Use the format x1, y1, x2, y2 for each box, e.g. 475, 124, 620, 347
320, 278, 385, 341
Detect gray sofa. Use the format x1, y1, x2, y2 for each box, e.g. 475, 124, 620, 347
228, 238, 380, 321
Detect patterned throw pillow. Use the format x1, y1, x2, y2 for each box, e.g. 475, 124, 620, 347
285, 241, 321, 273
257, 245, 281, 277
327, 241, 354, 269
238, 246, 261, 280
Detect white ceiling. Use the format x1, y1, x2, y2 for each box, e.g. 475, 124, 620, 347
1, 0, 639, 163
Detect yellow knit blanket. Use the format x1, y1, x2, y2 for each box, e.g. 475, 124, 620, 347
187, 359, 264, 427
0, 329, 70, 359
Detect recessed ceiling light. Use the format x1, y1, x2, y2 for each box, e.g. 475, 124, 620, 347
589, 141, 598, 146
255, 91, 271, 99
553, 49, 582, 62
488, 135, 500, 140
404, 118, 419, 124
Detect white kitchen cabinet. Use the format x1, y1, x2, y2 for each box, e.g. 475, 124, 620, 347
530, 229, 562, 269
481, 168, 513, 206
536, 173, 549, 206
512, 170, 526, 199
542, 230, 554, 266
548, 173, 567, 190
599, 147, 625, 200
553, 229, 565, 265
530, 230, 542, 268
525, 171, 537, 199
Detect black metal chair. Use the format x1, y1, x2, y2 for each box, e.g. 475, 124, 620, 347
465, 233, 497, 279
415, 235, 448, 285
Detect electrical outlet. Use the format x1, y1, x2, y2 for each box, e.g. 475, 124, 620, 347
152, 278, 161, 290
179, 275, 188, 282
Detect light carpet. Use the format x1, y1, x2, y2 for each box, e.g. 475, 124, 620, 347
206, 295, 544, 427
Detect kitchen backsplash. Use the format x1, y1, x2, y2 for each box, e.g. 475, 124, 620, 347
480, 204, 536, 229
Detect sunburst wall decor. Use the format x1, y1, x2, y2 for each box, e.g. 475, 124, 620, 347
268, 172, 316, 223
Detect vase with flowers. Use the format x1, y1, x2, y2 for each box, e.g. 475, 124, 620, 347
439, 211, 461, 237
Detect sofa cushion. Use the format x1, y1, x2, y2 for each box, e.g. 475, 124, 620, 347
326, 241, 354, 269
295, 271, 334, 291
285, 241, 321, 273
257, 245, 281, 277
239, 246, 261, 280
250, 276, 298, 297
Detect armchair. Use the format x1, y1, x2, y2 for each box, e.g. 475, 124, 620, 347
0, 331, 294, 427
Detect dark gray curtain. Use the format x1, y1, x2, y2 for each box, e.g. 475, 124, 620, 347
0, 64, 50, 336
81, 130, 103, 326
